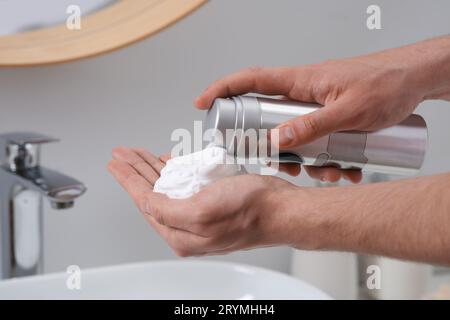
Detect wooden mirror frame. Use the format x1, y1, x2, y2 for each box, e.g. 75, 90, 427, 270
0, 0, 207, 67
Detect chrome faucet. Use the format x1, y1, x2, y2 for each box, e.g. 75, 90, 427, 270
0, 132, 86, 279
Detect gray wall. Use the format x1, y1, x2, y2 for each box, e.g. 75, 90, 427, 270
0, 0, 449, 273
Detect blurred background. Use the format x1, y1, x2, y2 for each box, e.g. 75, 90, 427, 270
1, 0, 449, 299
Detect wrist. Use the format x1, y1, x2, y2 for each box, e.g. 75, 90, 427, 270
260, 184, 298, 246
401, 37, 450, 101
272, 185, 346, 251
369, 37, 450, 102
404, 54, 444, 101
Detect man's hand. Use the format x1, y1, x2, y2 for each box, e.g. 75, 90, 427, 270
195, 59, 424, 138
195, 59, 422, 183
107, 147, 320, 256
195, 36, 450, 182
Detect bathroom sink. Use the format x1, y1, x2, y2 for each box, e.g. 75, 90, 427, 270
0, 260, 330, 300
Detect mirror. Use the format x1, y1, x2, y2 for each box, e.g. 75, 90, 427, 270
0, 0, 207, 66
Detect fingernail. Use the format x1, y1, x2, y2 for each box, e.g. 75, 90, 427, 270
277, 125, 295, 146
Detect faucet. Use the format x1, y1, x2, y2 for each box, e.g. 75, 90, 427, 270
0, 132, 86, 279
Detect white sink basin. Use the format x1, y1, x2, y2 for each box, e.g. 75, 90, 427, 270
0, 260, 330, 299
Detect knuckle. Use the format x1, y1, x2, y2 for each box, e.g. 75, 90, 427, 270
311, 77, 334, 103
296, 114, 322, 137
298, 63, 317, 75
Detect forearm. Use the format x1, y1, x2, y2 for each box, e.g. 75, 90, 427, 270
288, 173, 450, 265
375, 35, 450, 101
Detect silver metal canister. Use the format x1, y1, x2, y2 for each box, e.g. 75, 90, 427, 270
204, 95, 428, 175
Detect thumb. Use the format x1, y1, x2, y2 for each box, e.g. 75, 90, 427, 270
271, 99, 351, 148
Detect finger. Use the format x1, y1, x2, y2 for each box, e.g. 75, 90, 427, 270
133, 148, 164, 174
271, 95, 355, 148
268, 162, 301, 176
108, 159, 196, 232
112, 147, 160, 185
195, 67, 297, 109
342, 170, 363, 183
107, 159, 154, 211
304, 166, 342, 183
304, 166, 362, 183
159, 153, 171, 164
280, 163, 301, 176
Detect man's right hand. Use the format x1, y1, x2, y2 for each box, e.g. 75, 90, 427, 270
194, 36, 450, 182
